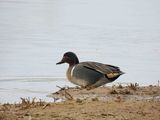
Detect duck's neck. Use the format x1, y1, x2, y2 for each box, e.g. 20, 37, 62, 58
69, 58, 79, 67
69, 62, 78, 67
67, 65, 75, 80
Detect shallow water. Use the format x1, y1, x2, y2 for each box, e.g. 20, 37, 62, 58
0, 0, 160, 103
0, 77, 76, 103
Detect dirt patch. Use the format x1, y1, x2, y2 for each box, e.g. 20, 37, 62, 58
0, 85, 160, 120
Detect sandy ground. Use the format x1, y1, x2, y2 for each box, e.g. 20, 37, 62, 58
0, 84, 160, 120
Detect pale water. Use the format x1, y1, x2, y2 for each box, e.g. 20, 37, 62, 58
0, 0, 160, 103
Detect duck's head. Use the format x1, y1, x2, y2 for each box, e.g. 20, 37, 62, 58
56, 52, 79, 66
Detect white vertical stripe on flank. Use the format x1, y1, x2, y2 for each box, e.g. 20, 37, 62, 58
71, 66, 75, 77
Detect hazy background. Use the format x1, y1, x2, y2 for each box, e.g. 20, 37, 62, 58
0, 0, 160, 103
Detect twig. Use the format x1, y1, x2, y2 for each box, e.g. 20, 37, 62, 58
56, 85, 73, 100
42, 103, 50, 109
64, 90, 73, 100
107, 113, 115, 117
56, 85, 66, 90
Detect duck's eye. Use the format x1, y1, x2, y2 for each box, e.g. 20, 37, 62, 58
63, 56, 70, 59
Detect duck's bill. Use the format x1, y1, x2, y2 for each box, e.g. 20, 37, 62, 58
56, 60, 65, 65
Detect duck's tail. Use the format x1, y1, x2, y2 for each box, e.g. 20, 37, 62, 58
120, 71, 125, 75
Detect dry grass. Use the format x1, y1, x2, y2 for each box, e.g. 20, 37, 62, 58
15, 97, 46, 110
56, 86, 73, 100
0, 85, 160, 120
127, 83, 139, 90
109, 89, 119, 94
109, 83, 136, 95
1, 100, 159, 120
0, 98, 48, 120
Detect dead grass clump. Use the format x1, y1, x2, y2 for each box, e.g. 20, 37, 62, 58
56, 86, 73, 100
119, 89, 132, 95
109, 87, 132, 95
128, 83, 139, 90
117, 83, 123, 89
76, 98, 83, 103
92, 97, 99, 101
16, 97, 45, 110
109, 89, 118, 94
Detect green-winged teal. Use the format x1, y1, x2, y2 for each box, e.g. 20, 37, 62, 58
56, 52, 124, 90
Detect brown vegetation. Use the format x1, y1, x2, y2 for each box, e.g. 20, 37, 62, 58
0, 84, 160, 120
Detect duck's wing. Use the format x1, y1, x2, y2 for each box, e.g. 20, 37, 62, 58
80, 62, 124, 79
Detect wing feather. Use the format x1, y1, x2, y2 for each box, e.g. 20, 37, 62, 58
80, 62, 124, 79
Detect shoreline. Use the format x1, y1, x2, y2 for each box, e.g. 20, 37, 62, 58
0, 84, 160, 120
0, 79, 159, 104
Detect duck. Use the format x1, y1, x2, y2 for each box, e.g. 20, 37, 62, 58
56, 52, 124, 90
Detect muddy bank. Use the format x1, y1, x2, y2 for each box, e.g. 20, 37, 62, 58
0, 85, 160, 120
49, 83, 160, 102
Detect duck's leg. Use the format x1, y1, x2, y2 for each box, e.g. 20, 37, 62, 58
87, 77, 111, 90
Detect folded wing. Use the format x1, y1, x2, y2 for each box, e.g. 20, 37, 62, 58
80, 62, 124, 79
